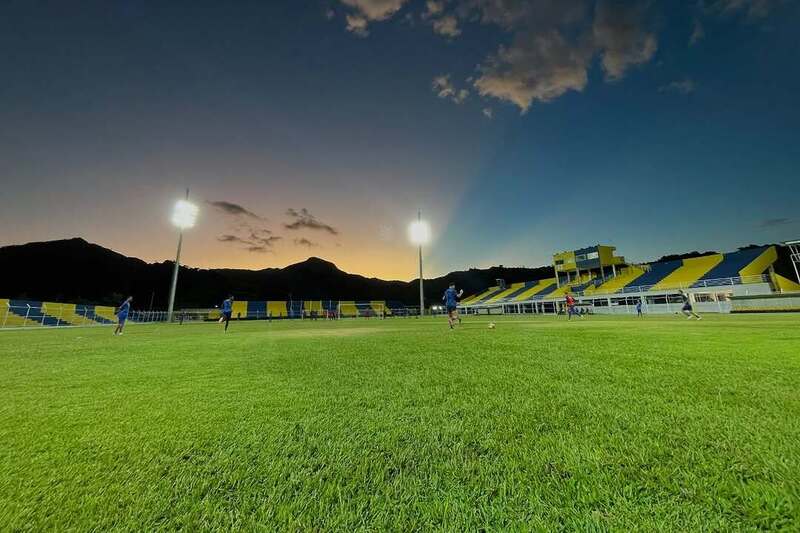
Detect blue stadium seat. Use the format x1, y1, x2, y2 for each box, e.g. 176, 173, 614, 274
693, 247, 767, 284
623, 260, 682, 290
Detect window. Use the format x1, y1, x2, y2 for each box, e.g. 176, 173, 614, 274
587, 251, 599, 260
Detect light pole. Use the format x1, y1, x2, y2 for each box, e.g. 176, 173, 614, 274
409, 210, 431, 317
167, 190, 198, 321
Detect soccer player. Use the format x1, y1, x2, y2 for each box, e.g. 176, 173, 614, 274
636, 299, 643, 317
678, 290, 701, 320
114, 296, 132, 335
442, 283, 463, 329
218, 295, 234, 332
565, 291, 581, 320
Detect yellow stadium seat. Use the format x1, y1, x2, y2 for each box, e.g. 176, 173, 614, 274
651, 255, 723, 290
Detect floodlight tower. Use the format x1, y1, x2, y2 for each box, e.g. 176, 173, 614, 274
409, 210, 431, 316
167, 190, 199, 321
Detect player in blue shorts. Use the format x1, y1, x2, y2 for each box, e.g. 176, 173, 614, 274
218, 295, 234, 332
114, 296, 132, 336
678, 290, 701, 320
636, 299, 643, 317
442, 283, 463, 329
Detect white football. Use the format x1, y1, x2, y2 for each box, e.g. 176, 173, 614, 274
488, 322, 496, 329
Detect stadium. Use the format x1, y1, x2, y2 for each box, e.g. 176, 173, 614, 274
2, 238, 799, 530
3, 1, 800, 531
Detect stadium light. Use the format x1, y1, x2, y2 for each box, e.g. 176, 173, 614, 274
171, 199, 198, 230
409, 211, 430, 316
167, 190, 197, 321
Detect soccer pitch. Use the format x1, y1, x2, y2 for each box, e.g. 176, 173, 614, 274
2, 315, 799, 530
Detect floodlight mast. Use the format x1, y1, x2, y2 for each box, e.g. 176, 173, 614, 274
409, 210, 430, 317
166, 189, 198, 321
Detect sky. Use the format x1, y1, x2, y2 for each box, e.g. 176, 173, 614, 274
1, 0, 798, 281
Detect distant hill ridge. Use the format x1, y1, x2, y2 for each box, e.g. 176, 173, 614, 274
1, 238, 788, 307
0, 238, 553, 307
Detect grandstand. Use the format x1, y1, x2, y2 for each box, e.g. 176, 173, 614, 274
0, 299, 163, 328
460, 244, 800, 315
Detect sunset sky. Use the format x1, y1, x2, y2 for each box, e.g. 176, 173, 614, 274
2, 0, 799, 280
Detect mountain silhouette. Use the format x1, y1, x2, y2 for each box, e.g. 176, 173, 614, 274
0, 238, 554, 308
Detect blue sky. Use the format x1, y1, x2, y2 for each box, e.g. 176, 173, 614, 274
1, 0, 798, 279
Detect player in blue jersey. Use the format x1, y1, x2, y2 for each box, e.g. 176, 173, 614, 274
442, 283, 464, 329
218, 295, 234, 332
114, 296, 132, 336
636, 299, 643, 317
678, 290, 701, 320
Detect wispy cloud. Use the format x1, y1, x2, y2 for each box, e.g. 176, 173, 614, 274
660, 78, 696, 94
760, 217, 791, 228
339, 0, 409, 35
284, 208, 339, 235
207, 200, 263, 220
217, 232, 282, 253
294, 238, 320, 248
432, 14, 461, 37
482, 107, 494, 119
432, 74, 469, 104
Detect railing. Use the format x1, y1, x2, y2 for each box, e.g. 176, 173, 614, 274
615, 274, 769, 295
1, 303, 168, 330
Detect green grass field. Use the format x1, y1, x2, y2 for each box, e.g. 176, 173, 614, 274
1, 314, 799, 531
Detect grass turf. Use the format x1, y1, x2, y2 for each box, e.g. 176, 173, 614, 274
1, 314, 799, 530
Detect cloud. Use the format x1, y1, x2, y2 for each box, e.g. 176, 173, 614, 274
690, 18, 705, 45
433, 14, 462, 37
482, 107, 494, 119
207, 200, 263, 220
432, 74, 470, 104
336, 0, 659, 113
425, 0, 444, 17
294, 238, 320, 248
346, 14, 370, 35
339, 0, 409, 34
660, 78, 696, 94
474, 30, 593, 112
592, 0, 658, 81
473, 0, 657, 112
284, 208, 339, 235
760, 217, 791, 227
217, 232, 281, 253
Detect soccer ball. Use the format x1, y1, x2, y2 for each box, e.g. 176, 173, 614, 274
488, 322, 496, 329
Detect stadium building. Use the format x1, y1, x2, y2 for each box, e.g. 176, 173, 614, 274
460, 244, 800, 315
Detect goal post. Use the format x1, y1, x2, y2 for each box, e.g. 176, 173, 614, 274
336, 302, 386, 318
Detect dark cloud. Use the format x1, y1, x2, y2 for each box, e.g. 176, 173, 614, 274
207, 200, 263, 220
217, 232, 281, 253
294, 238, 320, 248
284, 208, 339, 235
760, 218, 791, 227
